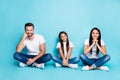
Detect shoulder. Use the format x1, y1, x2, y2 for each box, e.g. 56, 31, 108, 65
35, 34, 45, 44
56, 42, 61, 48
35, 34, 45, 40
101, 39, 105, 45
69, 41, 74, 47
84, 38, 89, 45
35, 34, 44, 38
57, 42, 60, 45
69, 41, 73, 44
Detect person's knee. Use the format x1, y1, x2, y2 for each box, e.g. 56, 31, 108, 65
13, 52, 19, 59
13, 52, 21, 60
80, 54, 86, 60
74, 57, 80, 62
46, 53, 52, 60
52, 56, 58, 61
105, 55, 111, 61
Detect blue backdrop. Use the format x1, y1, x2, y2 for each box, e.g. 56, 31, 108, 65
0, 0, 120, 80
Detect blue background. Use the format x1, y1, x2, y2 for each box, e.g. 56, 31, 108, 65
0, 0, 120, 80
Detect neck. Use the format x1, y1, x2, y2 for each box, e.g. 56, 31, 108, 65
28, 34, 34, 41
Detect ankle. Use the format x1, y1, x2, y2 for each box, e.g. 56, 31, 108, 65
89, 66, 94, 70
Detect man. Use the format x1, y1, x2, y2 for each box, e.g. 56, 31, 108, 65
14, 23, 51, 69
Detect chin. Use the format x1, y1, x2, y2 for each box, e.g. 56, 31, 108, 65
28, 34, 33, 37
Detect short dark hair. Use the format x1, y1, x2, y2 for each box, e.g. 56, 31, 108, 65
25, 23, 34, 30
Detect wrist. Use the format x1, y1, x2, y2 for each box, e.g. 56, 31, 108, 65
32, 58, 36, 62
66, 58, 68, 61
62, 58, 65, 60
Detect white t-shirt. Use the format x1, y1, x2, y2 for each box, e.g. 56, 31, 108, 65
56, 41, 74, 58
84, 39, 105, 59
24, 34, 45, 55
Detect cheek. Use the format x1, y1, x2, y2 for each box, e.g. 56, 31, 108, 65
61, 37, 64, 41
26, 31, 29, 33
92, 34, 95, 37
29, 31, 33, 33
96, 34, 99, 37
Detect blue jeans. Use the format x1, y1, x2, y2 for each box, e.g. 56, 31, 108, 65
14, 52, 51, 65
52, 56, 80, 65
80, 53, 110, 69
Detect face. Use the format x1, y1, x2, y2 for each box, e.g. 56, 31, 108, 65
92, 29, 99, 40
25, 26, 34, 37
60, 33, 67, 42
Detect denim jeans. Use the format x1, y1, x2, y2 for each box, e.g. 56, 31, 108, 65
14, 52, 51, 65
80, 53, 110, 69
52, 56, 80, 65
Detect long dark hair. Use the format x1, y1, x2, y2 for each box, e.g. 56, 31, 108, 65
59, 31, 69, 54
89, 27, 101, 55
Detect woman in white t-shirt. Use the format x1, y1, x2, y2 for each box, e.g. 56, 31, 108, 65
80, 27, 110, 71
52, 31, 80, 69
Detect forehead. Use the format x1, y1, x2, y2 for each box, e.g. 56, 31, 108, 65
92, 29, 99, 33
26, 26, 34, 29
60, 33, 66, 36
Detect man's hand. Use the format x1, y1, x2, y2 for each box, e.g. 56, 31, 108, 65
22, 32, 27, 39
27, 58, 35, 65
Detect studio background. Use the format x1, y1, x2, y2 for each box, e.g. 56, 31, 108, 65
0, 0, 120, 80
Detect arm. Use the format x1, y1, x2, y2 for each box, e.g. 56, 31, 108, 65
96, 43, 106, 55
66, 47, 72, 61
58, 48, 65, 60
16, 32, 27, 52
84, 43, 95, 54
62, 47, 72, 66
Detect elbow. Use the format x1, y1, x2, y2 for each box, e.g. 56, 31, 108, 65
102, 51, 106, 55
42, 50, 46, 55
16, 49, 21, 53
84, 50, 88, 54
16, 47, 21, 53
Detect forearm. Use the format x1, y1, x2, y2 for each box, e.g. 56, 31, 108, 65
16, 37, 25, 52
66, 52, 71, 61
66, 49, 71, 60
60, 53, 65, 60
58, 48, 65, 60
84, 44, 94, 54
33, 51, 45, 61
96, 44, 106, 55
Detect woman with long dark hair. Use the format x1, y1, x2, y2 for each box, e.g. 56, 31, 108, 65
52, 31, 80, 69
80, 27, 110, 71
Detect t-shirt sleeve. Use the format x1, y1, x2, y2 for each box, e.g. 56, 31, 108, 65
70, 42, 74, 48
84, 39, 89, 45
101, 39, 105, 45
39, 35, 46, 45
56, 42, 60, 48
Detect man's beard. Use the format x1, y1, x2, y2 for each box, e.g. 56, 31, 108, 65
27, 33, 33, 38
